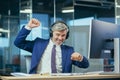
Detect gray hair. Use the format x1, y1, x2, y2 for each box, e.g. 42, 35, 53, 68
51, 22, 69, 32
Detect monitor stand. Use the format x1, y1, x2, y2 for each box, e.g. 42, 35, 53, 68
114, 38, 120, 73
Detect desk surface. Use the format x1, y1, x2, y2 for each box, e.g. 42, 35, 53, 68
1, 73, 120, 80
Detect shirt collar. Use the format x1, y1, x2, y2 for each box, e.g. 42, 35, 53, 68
49, 39, 55, 45
49, 38, 61, 47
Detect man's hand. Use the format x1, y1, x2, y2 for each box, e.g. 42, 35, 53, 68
71, 52, 83, 61
27, 18, 40, 29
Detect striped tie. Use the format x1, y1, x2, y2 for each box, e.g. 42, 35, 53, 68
51, 45, 57, 73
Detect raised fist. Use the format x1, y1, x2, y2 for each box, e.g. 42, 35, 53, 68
27, 18, 40, 28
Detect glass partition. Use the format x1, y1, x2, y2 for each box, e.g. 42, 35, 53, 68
0, 13, 20, 75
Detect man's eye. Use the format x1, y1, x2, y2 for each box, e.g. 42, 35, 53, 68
56, 34, 60, 36
62, 35, 66, 37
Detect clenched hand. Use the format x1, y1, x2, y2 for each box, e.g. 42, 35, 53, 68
27, 18, 40, 28
71, 52, 83, 61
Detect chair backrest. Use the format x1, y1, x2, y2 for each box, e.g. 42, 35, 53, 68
24, 55, 31, 73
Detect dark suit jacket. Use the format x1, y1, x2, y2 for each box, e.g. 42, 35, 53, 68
14, 27, 89, 74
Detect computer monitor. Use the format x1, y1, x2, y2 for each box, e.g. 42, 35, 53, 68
88, 19, 120, 59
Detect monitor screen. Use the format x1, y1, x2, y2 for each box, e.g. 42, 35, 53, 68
88, 19, 120, 59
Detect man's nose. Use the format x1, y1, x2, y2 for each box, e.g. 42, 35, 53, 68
58, 36, 63, 40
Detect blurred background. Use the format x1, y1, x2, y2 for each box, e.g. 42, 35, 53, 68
0, 0, 119, 74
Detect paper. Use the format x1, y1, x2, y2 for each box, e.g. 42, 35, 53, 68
51, 73, 84, 76
10, 72, 32, 77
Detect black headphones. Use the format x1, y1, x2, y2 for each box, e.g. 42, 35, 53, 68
50, 21, 69, 39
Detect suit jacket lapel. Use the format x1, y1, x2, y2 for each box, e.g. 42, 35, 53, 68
31, 39, 49, 70
61, 45, 67, 72
36, 39, 49, 62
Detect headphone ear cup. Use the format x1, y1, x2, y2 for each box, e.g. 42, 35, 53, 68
50, 29, 52, 37
50, 32, 52, 37
66, 31, 69, 39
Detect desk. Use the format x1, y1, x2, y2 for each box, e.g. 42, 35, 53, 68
1, 73, 120, 80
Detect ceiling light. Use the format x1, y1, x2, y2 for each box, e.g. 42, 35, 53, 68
62, 9, 74, 13
20, 9, 32, 13
62, 7, 74, 13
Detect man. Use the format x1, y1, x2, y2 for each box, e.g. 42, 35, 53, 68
14, 18, 89, 74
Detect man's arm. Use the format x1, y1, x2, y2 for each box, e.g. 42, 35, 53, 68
14, 26, 34, 52
14, 18, 40, 52
71, 52, 89, 68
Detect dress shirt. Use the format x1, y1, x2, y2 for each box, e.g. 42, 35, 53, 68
36, 39, 62, 74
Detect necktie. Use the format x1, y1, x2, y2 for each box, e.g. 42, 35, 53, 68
51, 45, 57, 73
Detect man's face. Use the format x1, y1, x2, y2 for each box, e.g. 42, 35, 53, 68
51, 30, 67, 45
